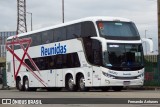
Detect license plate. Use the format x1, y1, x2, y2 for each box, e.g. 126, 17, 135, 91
123, 81, 130, 86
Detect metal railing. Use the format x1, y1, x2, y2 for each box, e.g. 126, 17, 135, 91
144, 55, 160, 86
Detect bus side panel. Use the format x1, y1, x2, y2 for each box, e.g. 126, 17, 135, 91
28, 70, 48, 88
47, 69, 56, 87
82, 67, 93, 87
56, 69, 63, 87
92, 66, 101, 86
78, 52, 93, 87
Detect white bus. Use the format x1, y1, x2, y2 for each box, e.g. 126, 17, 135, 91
6, 16, 153, 91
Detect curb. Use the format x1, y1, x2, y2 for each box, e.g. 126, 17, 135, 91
127, 86, 160, 90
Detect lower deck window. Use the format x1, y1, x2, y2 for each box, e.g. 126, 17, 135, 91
25, 52, 80, 71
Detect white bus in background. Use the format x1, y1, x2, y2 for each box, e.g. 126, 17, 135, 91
6, 16, 153, 92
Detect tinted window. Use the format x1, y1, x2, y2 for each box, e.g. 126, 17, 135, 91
81, 22, 97, 37
97, 21, 140, 40
54, 27, 66, 42
41, 30, 53, 44
30, 33, 42, 46
25, 59, 36, 71
83, 38, 102, 66
104, 44, 144, 71
25, 53, 80, 71
67, 23, 81, 39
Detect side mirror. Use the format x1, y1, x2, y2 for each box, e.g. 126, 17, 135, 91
141, 38, 153, 53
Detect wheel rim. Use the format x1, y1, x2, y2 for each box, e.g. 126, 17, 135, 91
68, 78, 74, 89
80, 77, 85, 89
18, 80, 22, 90
25, 79, 29, 90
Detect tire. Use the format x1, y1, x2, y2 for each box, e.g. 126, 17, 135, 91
101, 87, 110, 91
78, 74, 89, 91
17, 79, 24, 91
24, 78, 37, 91
112, 86, 123, 91
66, 75, 77, 91
24, 78, 30, 91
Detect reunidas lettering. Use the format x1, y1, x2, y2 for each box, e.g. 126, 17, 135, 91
41, 43, 67, 56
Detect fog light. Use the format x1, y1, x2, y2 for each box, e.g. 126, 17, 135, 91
140, 80, 143, 84
105, 79, 110, 84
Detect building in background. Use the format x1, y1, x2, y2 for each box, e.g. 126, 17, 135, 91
0, 31, 16, 83
0, 31, 16, 58
0, 31, 16, 72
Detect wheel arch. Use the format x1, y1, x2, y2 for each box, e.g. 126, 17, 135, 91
76, 72, 84, 85
16, 74, 22, 85
23, 75, 28, 83
65, 73, 73, 85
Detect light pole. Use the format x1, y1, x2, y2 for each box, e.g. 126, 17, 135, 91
62, 0, 64, 23
26, 12, 33, 31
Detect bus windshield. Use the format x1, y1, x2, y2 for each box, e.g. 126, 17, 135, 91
103, 43, 144, 71
97, 21, 140, 40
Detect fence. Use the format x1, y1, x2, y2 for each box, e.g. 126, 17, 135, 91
144, 55, 160, 86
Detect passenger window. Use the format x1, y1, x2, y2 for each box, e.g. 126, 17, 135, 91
73, 53, 80, 67
48, 56, 55, 69
67, 25, 75, 39
25, 53, 80, 70
25, 59, 36, 71
81, 21, 97, 37
92, 40, 102, 65
54, 27, 66, 42
41, 30, 53, 44
30, 33, 42, 46
67, 23, 81, 39
55, 55, 63, 69
83, 38, 102, 66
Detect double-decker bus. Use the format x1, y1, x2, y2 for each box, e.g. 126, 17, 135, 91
6, 16, 152, 91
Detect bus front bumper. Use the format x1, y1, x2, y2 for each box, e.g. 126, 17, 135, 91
101, 77, 144, 87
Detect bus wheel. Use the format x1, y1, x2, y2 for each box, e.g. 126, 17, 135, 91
66, 75, 77, 91
17, 79, 24, 91
78, 74, 89, 91
24, 78, 30, 91
112, 86, 123, 91
24, 78, 37, 91
101, 87, 110, 91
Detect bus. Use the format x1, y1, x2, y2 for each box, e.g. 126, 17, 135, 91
6, 16, 153, 91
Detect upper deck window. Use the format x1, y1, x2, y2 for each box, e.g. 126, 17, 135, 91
97, 21, 140, 40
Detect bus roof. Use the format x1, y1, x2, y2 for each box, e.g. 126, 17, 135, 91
7, 16, 132, 40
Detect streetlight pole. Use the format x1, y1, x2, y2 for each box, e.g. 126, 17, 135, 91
62, 0, 64, 23
26, 12, 33, 31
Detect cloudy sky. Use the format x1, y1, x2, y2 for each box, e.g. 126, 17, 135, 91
0, 0, 158, 53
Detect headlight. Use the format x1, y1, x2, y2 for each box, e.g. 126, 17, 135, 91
102, 71, 115, 79
137, 73, 144, 79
